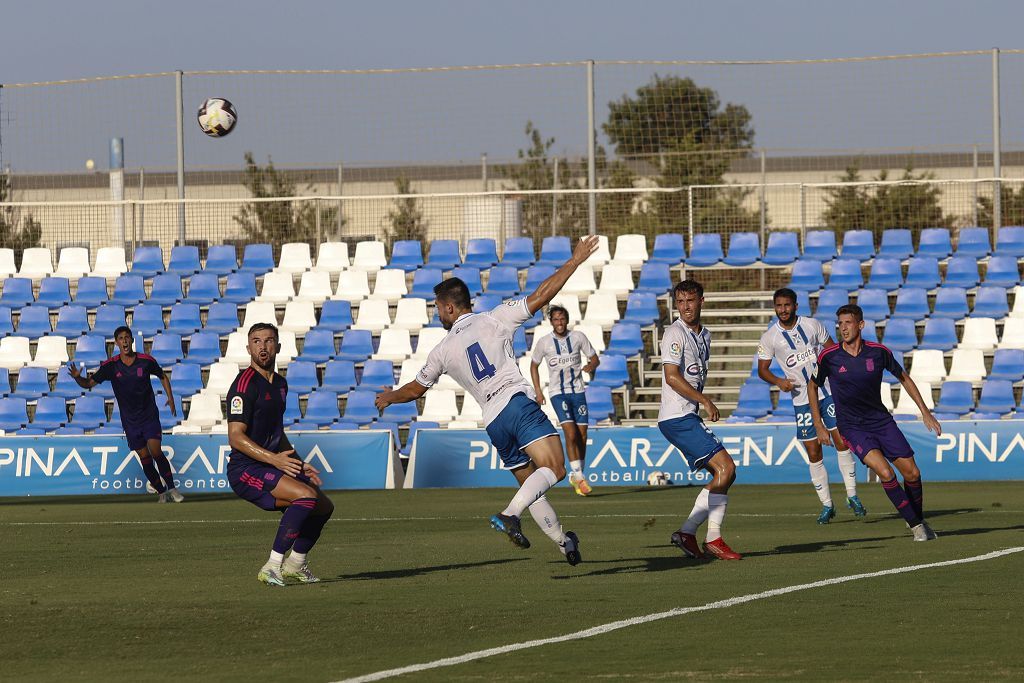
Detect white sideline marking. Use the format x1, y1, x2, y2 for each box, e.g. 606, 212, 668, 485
332, 547, 1024, 683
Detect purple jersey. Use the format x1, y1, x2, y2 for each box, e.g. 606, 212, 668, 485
91, 354, 163, 429
226, 367, 288, 470
814, 341, 904, 431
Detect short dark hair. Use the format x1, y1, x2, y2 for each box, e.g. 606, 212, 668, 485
836, 304, 864, 322
247, 322, 279, 339
548, 305, 569, 322
773, 287, 798, 305
434, 277, 472, 310
113, 325, 132, 340
672, 279, 704, 299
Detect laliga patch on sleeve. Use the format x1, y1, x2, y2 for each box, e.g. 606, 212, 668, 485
670, 341, 682, 358
230, 396, 244, 415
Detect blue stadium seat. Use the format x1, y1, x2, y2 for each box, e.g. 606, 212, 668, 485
904, 257, 940, 290
222, 272, 258, 304
389, 240, 424, 272
204, 302, 240, 335
732, 381, 772, 419
605, 323, 643, 357
336, 329, 373, 364
303, 390, 341, 427
636, 262, 673, 295
157, 392, 182, 427
369, 420, 400, 448
203, 244, 238, 277
955, 227, 991, 258
1, 278, 34, 309
148, 273, 184, 306
70, 395, 107, 431
0, 397, 29, 431
974, 380, 1016, 418
89, 304, 127, 338
931, 287, 969, 319
920, 318, 958, 352
523, 265, 554, 293
971, 286, 1009, 318
463, 238, 499, 269
789, 260, 825, 291
815, 289, 850, 320
297, 329, 339, 364
450, 267, 483, 297
342, 389, 379, 425
54, 305, 90, 338
484, 266, 520, 297
687, 234, 724, 267
283, 392, 302, 425
917, 228, 953, 259
169, 363, 203, 398
317, 300, 353, 333
943, 255, 981, 288
0, 307, 12, 338
501, 237, 535, 270
589, 354, 629, 389
73, 276, 109, 308
866, 257, 903, 290
750, 355, 784, 380
769, 390, 796, 422
12, 367, 50, 401
878, 229, 914, 260
166, 303, 202, 336
727, 234, 763, 268
584, 385, 615, 423
472, 294, 501, 313
167, 245, 202, 276
16, 306, 53, 338
360, 359, 395, 390
512, 326, 527, 356
323, 421, 359, 432
110, 274, 146, 307
856, 288, 890, 321
238, 244, 275, 275
53, 425, 85, 436
182, 330, 221, 366
995, 226, 1024, 258
881, 318, 918, 353
802, 230, 838, 261
932, 381, 974, 417
401, 420, 439, 456
284, 360, 319, 396
131, 303, 165, 338
50, 365, 84, 400
426, 239, 462, 271
988, 349, 1024, 382
622, 292, 660, 326
537, 236, 572, 268
650, 233, 686, 265
410, 268, 443, 299
840, 230, 875, 261
32, 396, 69, 431
36, 277, 72, 309
761, 232, 799, 266
983, 255, 1020, 288
321, 359, 357, 394
179, 272, 220, 306
72, 334, 110, 366
828, 259, 864, 290
151, 333, 183, 367
129, 246, 164, 278
382, 401, 418, 426
891, 288, 929, 320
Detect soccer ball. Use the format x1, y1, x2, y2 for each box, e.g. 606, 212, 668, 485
646, 470, 673, 487
197, 97, 237, 137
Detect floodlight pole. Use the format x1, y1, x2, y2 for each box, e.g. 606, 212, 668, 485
586, 60, 597, 236
175, 70, 186, 246
992, 48, 1002, 234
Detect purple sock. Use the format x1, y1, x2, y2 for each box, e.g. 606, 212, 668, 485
293, 513, 332, 554
138, 456, 167, 494
273, 498, 317, 554
903, 479, 924, 520
151, 449, 175, 491
881, 476, 922, 527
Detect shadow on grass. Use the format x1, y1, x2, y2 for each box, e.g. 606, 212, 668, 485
862, 507, 981, 524
584, 486, 699, 499
0, 492, 239, 506
330, 557, 529, 582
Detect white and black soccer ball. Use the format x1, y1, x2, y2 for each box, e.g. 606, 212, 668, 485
197, 97, 237, 137
647, 470, 672, 487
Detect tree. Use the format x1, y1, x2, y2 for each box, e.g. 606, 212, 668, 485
233, 153, 340, 254
0, 171, 42, 253
977, 184, 1024, 228
385, 175, 428, 248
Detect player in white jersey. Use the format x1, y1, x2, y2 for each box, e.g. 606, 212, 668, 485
376, 235, 600, 565
757, 288, 867, 524
530, 305, 600, 496
658, 279, 741, 561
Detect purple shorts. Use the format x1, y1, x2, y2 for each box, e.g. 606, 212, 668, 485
840, 421, 914, 462
125, 419, 163, 451
228, 462, 312, 511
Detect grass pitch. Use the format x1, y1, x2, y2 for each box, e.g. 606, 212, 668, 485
2, 481, 1023, 682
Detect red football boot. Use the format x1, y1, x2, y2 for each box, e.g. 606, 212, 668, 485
670, 531, 705, 559
703, 537, 742, 560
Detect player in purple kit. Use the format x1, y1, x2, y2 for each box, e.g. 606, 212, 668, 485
226, 322, 334, 586
808, 304, 940, 541
70, 325, 183, 503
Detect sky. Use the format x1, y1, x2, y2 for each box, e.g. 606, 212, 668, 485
3, 0, 1024, 171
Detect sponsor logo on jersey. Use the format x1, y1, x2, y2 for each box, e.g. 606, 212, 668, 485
230, 396, 244, 415
547, 352, 581, 367
785, 347, 817, 368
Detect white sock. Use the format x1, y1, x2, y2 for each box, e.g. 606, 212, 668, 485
836, 449, 859, 497
268, 550, 285, 566
681, 488, 711, 535
527, 495, 568, 549
284, 551, 306, 567
502, 467, 559, 518
705, 493, 729, 542
808, 460, 833, 507
569, 458, 583, 477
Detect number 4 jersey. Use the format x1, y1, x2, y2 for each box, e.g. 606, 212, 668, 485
416, 298, 536, 426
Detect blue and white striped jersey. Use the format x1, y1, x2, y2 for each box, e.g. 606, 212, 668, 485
531, 330, 597, 397
757, 316, 833, 406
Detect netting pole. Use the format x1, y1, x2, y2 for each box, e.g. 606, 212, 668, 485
316, 197, 322, 247
481, 153, 488, 191
138, 167, 145, 242
174, 71, 186, 246
687, 186, 694, 251
992, 48, 1002, 234
586, 60, 597, 236
759, 149, 767, 290
552, 156, 560, 237
972, 145, 979, 227
337, 162, 344, 236
799, 184, 806, 245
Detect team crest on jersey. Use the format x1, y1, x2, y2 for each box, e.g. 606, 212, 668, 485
866, 359, 875, 371
230, 396, 244, 415
137, 367, 144, 377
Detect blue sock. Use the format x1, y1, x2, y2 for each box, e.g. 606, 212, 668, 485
138, 455, 167, 494
903, 479, 923, 520
151, 450, 175, 490
273, 498, 316, 554
881, 477, 921, 527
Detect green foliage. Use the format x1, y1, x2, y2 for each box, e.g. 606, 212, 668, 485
385, 175, 428, 248
0, 172, 42, 253
977, 183, 1024, 228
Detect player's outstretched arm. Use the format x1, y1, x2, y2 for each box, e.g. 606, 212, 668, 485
663, 363, 719, 421
68, 362, 98, 389
807, 378, 832, 446
375, 380, 429, 412
159, 374, 177, 417
898, 371, 942, 436
525, 235, 600, 315
228, 422, 302, 477
529, 361, 546, 405
756, 358, 794, 392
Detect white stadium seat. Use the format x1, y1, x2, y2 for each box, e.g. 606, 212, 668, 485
612, 234, 649, 267
520, 355, 550, 389
181, 391, 223, 428
352, 298, 392, 333
370, 269, 408, 303
351, 240, 388, 273
257, 271, 296, 304
373, 328, 413, 362
391, 298, 429, 331
880, 382, 894, 410
332, 270, 370, 304
412, 327, 447, 360
420, 389, 458, 424
998, 317, 1024, 350
28, 335, 70, 370
582, 292, 620, 329
561, 265, 596, 296
276, 330, 298, 365
313, 242, 351, 274
398, 359, 421, 386
893, 381, 934, 416
907, 349, 946, 385
277, 242, 313, 275
597, 263, 635, 296
458, 393, 483, 423
207, 361, 241, 397
549, 294, 582, 324
0, 337, 31, 370
242, 301, 279, 330
572, 322, 607, 354
293, 270, 333, 305
18, 247, 54, 280
91, 247, 128, 279
958, 317, 998, 351
583, 235, 611, 271
946, 348, 986, 383
0, 248, 17, 279
55, 247, 91, 280
280, 300, 317, 335
223, 332, 251, 366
